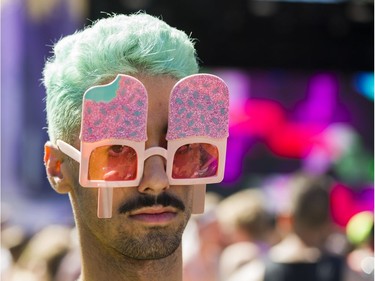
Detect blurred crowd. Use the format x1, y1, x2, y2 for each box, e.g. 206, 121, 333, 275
1, 0, 373, 280
1, 172, 373, 281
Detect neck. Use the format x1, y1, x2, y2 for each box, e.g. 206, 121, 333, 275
270, 233, 321, 263
76, 226, 183, 281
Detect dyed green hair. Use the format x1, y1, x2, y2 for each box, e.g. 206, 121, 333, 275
43, 13, 199, 143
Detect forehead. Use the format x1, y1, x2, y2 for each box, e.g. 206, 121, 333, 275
134, 74, 177, 112
134, 74, 178, 136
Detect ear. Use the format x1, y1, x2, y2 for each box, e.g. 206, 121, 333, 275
44, 141, 72, 194
192, 184, 206, 214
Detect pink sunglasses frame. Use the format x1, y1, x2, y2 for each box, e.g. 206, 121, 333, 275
56, 73, 229, 218
57, 137, 227, 188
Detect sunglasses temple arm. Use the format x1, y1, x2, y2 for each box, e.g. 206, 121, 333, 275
56, 140, 81, 163
98, 188, 113, 218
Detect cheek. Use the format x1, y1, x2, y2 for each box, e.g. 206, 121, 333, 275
68, 162, 98, 219
73, 186, 99, 219
178, 186, 195, 213
110, 187, 138, 210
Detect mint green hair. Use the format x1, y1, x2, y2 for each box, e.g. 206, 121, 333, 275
43, 13, 199, 144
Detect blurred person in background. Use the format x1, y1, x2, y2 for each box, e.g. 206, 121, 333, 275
1, 205, 33, 281
183, 192, 225, 281
344, 211, 374, 281
1, 225, 73, 281
13, 225, 72, 281
216, 188, 277, 281
42, 11, 229, 281
263, 173, 345, 281
54, 227, 81, 281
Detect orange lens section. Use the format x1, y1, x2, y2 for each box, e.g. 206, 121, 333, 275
172, 143, 219, 179
88, 145, 137, 181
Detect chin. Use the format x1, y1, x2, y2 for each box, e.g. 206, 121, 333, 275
117, 227, 184, 260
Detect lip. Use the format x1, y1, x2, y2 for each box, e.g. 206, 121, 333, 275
129, 205, 178, 224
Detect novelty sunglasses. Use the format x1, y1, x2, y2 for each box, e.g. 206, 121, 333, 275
57, 73, 229, 217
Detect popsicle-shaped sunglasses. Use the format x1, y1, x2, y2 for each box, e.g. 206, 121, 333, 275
57, 73, 229, 218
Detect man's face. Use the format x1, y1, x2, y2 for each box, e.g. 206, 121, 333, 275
68, 75, 194, 259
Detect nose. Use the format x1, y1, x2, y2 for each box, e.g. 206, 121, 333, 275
138, 155, 169, 195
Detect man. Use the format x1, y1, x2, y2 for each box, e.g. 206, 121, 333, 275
42, 13, 229, 281
263, 173, 344, 281
217, 188, 275, 281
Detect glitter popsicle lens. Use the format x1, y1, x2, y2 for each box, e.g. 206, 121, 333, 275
172, 143, 219, 179
88, 145, 138, 181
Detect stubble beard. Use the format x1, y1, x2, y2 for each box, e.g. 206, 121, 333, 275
116, 224, 185, 260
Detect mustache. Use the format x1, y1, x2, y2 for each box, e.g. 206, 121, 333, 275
118, 192, 186, 214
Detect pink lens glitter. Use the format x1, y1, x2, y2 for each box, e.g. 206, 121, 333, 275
166, 74, 229, 140
88, 145, 138, 181
81, 75, 148, 143
172, 143, 219, 178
